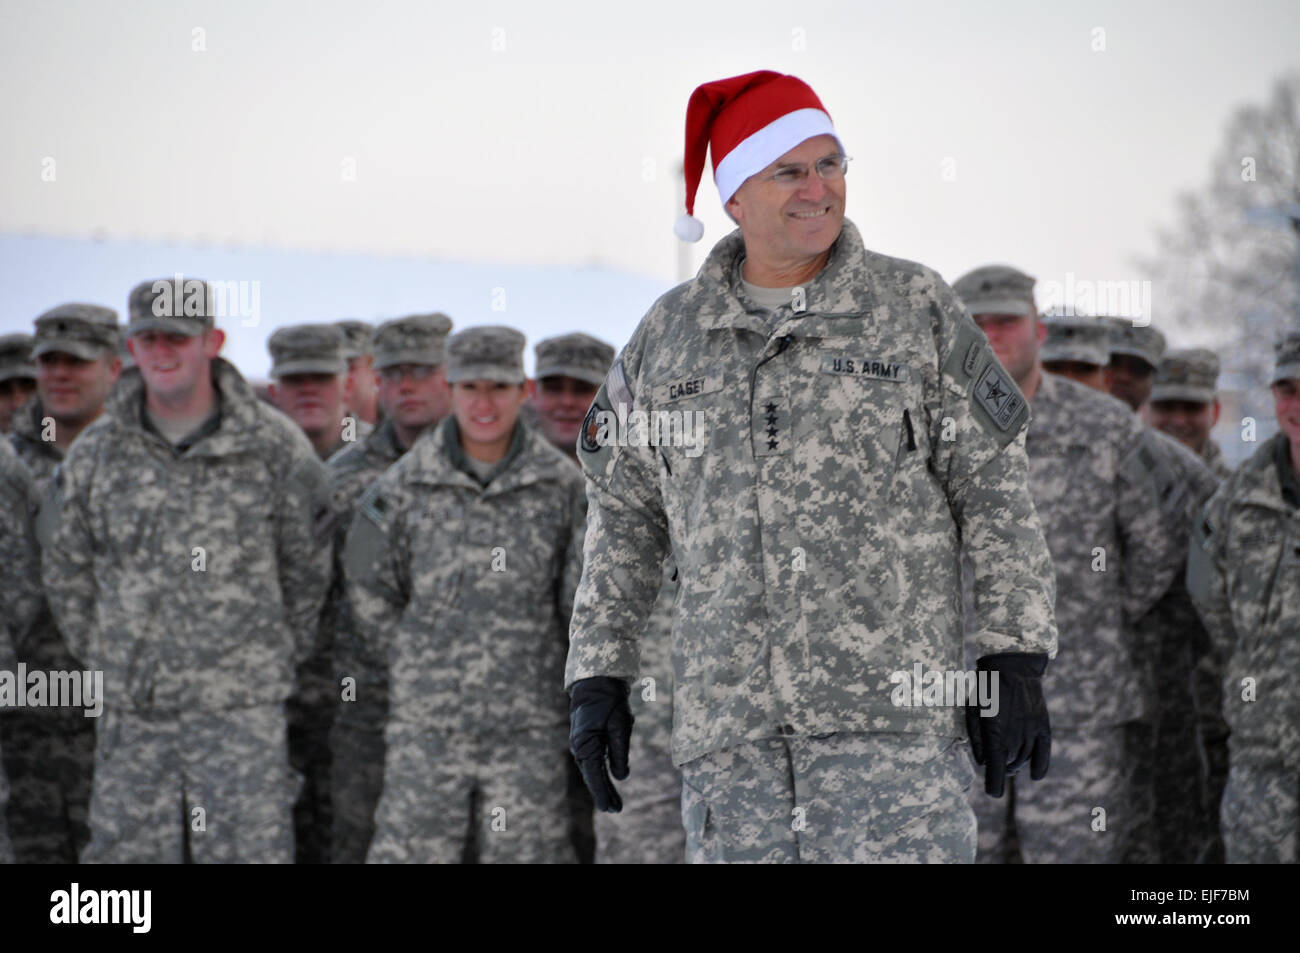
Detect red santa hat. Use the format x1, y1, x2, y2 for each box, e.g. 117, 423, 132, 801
674, 70, 842, 243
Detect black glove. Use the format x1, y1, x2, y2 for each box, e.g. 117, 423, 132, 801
569, 676, 634, 813
965, 652, 1051, 798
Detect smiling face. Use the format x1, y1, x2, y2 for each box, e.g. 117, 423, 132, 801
724, 134, 846, 284
451, 379, 528, 461
128, 329, 221, 403
531, 374, 599, 454
1149, 398, 1219, 453
36, 350, 120, 426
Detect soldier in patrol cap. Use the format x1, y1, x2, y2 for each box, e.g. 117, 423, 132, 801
1104, 316, 1167, 412
2, 303, 120, 864
336, 320, 378, 432
1039, 312, 1110, 391
568, 73, 1059, 864
1149, 348, 1231, 481
38, 275, 334, 862
266, 322, 359, 861
956, 263, 1197, 863
529, 332, 686, 863
345, 325, 586, 863
327, 311, 452, 863
268, 324, 357, 460
0, 334, 37, 433
530, 333, 615, 462
1189, 330, 1300, 863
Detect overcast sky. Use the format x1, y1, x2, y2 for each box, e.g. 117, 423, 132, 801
2, 0, 1298, 345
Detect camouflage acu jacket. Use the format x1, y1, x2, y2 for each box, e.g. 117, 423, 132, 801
1026, 372, 1204, 727
566, 219, 1058, 765
37, 358, 334, 713
344, 417, 587, 735
1189, 433, 1300, 758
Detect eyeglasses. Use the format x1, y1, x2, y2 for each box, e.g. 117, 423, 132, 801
762, 154, 852, 188
378, 364, 438, 383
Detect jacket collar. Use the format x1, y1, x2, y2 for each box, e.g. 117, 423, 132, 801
107, 357, 268, 457
1230, 433, 1294, 514
404, 416, 567, 497
689, 219, 882, 336
10, 397, 62, 461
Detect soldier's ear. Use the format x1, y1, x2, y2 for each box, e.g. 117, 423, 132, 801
204, 328, 226, 358
1034, 319, 1047, 345
1211, 399, 1221, 427
525, 378, 537, 400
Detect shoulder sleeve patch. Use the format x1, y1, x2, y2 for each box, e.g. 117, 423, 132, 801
941, 314, 1028, 446
578, 380, 617, 484
357, 482, 392, 530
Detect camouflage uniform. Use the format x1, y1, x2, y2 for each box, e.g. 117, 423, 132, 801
0, 440, 43, 864
38, 317, 334, 863
327, 312, 451, 864
956, 270, 1190, 864
346, 327, 587, 864
593, 559, 685, 864
1139, 348, 1232, 862
567, 221, 1058, 863
268, 322, 353, 862
1187, 334, 1300, 864
1, 306, 119, 864
533, 333, 610, 864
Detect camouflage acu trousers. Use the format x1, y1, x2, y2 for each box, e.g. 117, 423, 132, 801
1220, 755, 1298, 864
82, 705, 297, 864
0, 706, 94, 863
679, 733, 976, 864
971, 723, 1146, 863
594, 746, 685, 864
368, 722, 576, 864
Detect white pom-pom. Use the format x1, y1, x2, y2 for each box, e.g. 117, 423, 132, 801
674, 213, 704, 243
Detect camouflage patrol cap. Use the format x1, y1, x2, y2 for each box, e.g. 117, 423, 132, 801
0, 333, 37, 382
1272, 330, 1300, 385
1040, 314, 1109, 367
445, 326, 526, 384
32, 303, 121, 361
1151, 348, 1219, 403
1104, 316, 1166, 370
373, 313, 454, 370
534, 332, 615, 386
335, 320, 375, 361
127, 277, 215, 337
267, 324, 348, 379
952, 265, 1037, 317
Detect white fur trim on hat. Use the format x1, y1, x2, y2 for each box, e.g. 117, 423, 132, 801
713, 107, 840, 206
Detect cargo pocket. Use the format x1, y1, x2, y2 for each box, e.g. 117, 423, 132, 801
680, 775, 717, 864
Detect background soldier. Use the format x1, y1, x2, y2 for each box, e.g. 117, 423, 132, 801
0, 440, 43, 865
267, 324, 355, 459
0, 334, 37, 433
1039, 314, 1110, 390
328, 311, 452, 864
2, 304, 120, 864
568, 72, 1058, 864
532, 333, 687, 864
346, 326, 586, 863
1149, 348, 1232, 480
1188, 331, 1300, 864
266, 322, 357, 862
38, 276, 334, 862
1104, 317, 1167, 412
956, 265, 1193, 863
336, 319, 379, 431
